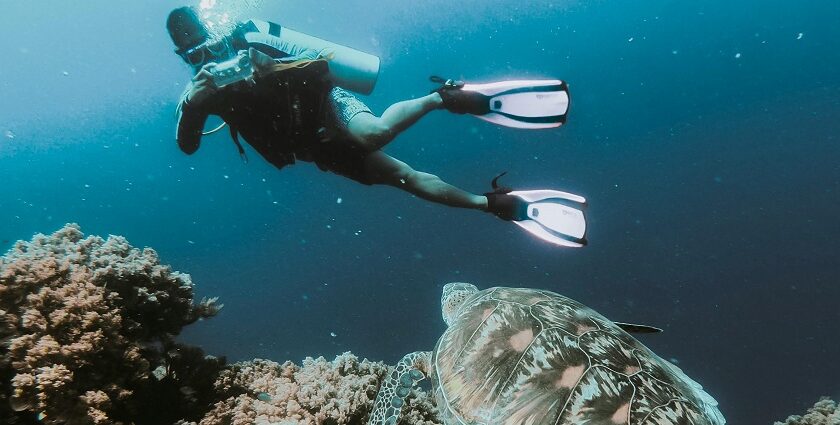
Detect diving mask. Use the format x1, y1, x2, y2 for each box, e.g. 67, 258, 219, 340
179, 37, 233, 67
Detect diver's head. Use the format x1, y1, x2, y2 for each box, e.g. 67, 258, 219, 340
167, 6, 231, 68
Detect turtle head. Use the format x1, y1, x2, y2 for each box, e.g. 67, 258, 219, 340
441, 282, 479, 326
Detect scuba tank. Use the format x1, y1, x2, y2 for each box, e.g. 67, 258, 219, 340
244, 20, 380, 95
276, 26, 380, 95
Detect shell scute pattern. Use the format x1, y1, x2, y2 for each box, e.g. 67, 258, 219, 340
530, 297, 611, 337
642, 399, 712, 425
489, 329, 590, 424
578, 331, 642, 376
435, 287, 723, 425
556, 365, 636, 424
437, 296, 543, 421
627, 373, 685, 423
436, 295, 498, 370
490, 286, 553, 305
634, 351, 701, 405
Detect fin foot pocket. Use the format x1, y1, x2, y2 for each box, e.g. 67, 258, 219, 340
430, 75, 490, 115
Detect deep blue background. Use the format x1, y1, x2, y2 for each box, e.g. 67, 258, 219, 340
1, 1, 838, 424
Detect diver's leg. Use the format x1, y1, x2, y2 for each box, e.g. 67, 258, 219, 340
362, 150, 486, 209
348, 93, 443, 151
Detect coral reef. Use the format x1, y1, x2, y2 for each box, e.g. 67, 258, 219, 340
185, 352, 439, 425
775, 398, 840, 425
0, 224, 223, 425
5, 224, 837, 425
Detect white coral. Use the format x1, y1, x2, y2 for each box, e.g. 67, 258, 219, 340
776, 398, 840, 425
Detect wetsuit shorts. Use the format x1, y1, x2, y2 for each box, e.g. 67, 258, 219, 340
304, 87, 375, 185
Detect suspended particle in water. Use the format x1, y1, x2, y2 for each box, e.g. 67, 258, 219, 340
735, 53, 741, 59
4, 130, 14, 139
336, 197, 342, 204
330, 332, 337, 337
796, 32, 804, 40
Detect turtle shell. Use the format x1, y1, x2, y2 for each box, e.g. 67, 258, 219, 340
431, 287, 724, 425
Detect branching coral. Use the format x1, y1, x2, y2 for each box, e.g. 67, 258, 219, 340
775, 398, 840, 425
0, 224, 222, 425
187, 352, 439, 425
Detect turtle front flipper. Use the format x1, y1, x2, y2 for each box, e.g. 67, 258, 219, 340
368, 351, 431, 425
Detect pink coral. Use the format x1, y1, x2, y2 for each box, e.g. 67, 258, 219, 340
190, 352, 438, 425
775, 398, 840, 425
0, 224, 221, 424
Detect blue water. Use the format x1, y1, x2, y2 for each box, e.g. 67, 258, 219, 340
1, 1, 838, 423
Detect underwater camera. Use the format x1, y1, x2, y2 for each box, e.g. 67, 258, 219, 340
207, 50, 253, 88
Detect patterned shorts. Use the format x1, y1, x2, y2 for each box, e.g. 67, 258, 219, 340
305, 87, 374, 185
324, 87, 372, 132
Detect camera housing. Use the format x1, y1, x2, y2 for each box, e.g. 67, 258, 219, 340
207, 51, 253, 88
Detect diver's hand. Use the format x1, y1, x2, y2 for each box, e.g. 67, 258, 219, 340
185, 63, 219, 108
248, 47, 276, 77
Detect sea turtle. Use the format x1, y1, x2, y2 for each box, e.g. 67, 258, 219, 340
368, 283, 725, 425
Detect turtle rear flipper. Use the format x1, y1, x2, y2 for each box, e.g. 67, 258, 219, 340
614, 321, 663, 334
368, 351, 431, 425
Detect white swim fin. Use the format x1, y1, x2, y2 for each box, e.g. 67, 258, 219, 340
485, 174, 587, 247
433, 76, 570, 129
509, 189, 587, 247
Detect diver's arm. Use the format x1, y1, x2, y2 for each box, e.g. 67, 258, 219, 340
175, 66, 217, 154
176, 92, 208, 154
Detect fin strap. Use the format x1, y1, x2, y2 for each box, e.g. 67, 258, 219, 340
430, 75, 462, 87
490, 171, 512, 193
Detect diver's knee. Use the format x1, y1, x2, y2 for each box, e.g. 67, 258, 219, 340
358, 121, 394, 149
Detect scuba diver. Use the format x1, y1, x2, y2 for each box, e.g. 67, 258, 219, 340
166, 6, 586, 247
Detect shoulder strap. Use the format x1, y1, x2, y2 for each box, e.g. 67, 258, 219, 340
228, 125, 249, 163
